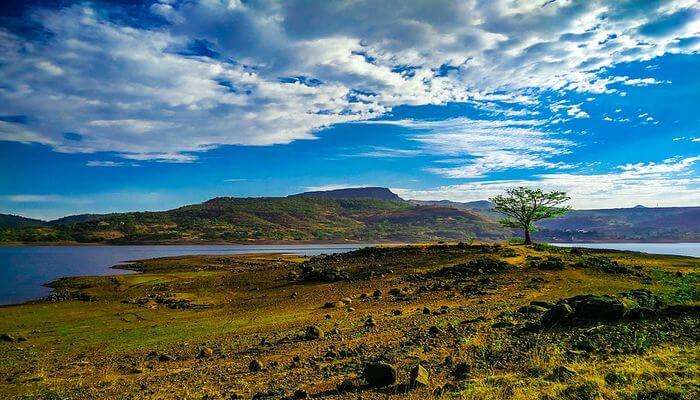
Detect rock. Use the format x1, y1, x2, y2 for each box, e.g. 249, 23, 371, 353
363, 362, 397, 387
452, 362, 471, 379
491, 321, 515, 328
1, 333, 16, 342
625, 306, 656, 320
324, 301, 344, 308
409, 364, 429, 388
388, 288, 403, 297
305, 325, 324, 340
158, 354, 175, 362
347, 307, 355, 312
291, 292, 298, 299
359, 293, 369, 300
336, 378, 357, 392
249, 359, 264, 372
549, 365, 578, 381
567, 295, 626, 322
365, 316, 377, 328
372, 290, 382, 298
293, 389, 309, 399
422, 307, 431, 315
530, 300, 553, 308
340, 297, 353, 304
518, 305, 548, 314
197, 347, 214, 359
540, 303, 574, 328
428, 326, 443, 336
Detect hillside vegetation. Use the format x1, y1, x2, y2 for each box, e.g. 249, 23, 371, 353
0, 196, 504, 244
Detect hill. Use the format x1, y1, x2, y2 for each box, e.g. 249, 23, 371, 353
0, 214, 46, 229
534, 206, 700, 242
293, 186, 403, 201
0, 193, 505, 244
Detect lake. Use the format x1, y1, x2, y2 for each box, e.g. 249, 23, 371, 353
1, 242, 697, 306
0, 244, 368, 305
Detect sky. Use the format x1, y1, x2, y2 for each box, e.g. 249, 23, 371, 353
0, 0, 699, 220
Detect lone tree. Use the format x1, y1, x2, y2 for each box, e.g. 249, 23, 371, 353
490, 187, 570, 245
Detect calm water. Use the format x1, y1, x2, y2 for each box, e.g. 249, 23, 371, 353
552, 242, 700, 257
0, 244, 367, 305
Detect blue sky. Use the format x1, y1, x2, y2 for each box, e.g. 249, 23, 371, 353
1, 0, 699, 219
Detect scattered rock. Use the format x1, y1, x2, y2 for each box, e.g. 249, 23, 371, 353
549, 365, 578, 381
428, 325, 443, 336
540, 303, 574, 328
305, 325, 324, 340
363, 362, 397, 387
452, 362, 471, 379
1, 333, 16, 342
249, 359, 264, 372
365, 316, 377, 328
197, 347, 214, 359
409, 364, 429, 388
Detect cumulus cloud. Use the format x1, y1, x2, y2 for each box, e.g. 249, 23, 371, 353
0, 0, 697, 161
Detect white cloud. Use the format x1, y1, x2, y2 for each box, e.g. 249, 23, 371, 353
85, 160, 135, 167
1, 194, 66, 203
395, 156, 700, 209
365, 117, 574, 177
0, 1, 697, 161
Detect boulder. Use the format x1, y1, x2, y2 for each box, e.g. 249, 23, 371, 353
567, 295, 626, 322
363, 362, 397, 387
409, 364, 429, 388
540, 303, 574, 328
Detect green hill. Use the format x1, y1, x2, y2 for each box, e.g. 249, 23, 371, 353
0, 194, 505, 244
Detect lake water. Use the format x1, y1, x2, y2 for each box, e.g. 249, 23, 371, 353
0, 244, 368, 305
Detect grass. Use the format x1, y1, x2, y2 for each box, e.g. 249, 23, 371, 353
0, 243, 697, 399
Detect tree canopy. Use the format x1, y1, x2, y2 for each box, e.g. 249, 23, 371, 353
490, 187, 570, 244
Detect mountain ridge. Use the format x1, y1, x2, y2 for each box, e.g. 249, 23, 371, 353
2, 187, 698, 243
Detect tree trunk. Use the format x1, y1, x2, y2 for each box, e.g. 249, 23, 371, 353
524, 229, 532, 245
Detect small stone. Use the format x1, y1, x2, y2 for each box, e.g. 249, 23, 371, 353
452, 362, 471, 379
363, 362, 397, 387
305, 325, 324, 340
409, 364, 429, 388
0, 333, 16, 342
428, 326, 443, 336
341, 297, 353, 304
365, 316, 377, 328
249, 359, 264, 372
422, 307, 431, 315
549, 365, 578, 381
197, 347, 214, 359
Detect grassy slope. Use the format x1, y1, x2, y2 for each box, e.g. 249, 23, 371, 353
0, 244, 697, 399
0, 197, 506, 244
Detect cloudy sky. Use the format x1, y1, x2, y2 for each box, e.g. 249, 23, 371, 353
1, 0, 699, 219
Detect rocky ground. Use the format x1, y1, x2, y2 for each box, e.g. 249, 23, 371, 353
1, 243, 698, 399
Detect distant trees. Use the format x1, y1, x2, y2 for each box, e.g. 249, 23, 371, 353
490, 187, 570, 245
